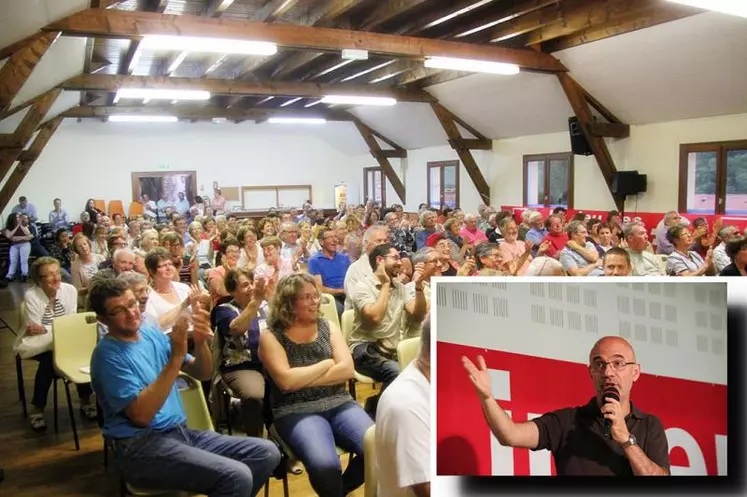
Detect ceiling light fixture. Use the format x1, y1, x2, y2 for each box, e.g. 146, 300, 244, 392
423, 0, 496, 29
424, 56, 520, 75
115, 89, 211, 101
665, 0, 747, 17
321, 95, 397, 106
304, 100, 323, 108
141, 35, 278, 55
108, 115, 178, 123
315, 59, 353, 78
279, 97, 303, 107
267, 117, 327, 124
167, 51, 189, 74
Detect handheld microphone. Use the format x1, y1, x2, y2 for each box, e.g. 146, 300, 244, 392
603, 386, 620, 439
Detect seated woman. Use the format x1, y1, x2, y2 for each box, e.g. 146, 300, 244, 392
161, 232, 194, 285
91, 226, 109, 257
213, 268, 268, 437
473, 243, 510, 276
13, 257, 96, 430
144, 247, 198, 333
208, 237, 241, 306
138, 228, 160, 252
426, 232, 467, 276
720, 237, 747, 276
498, 217, 537, 275
71, 233, 106, 303
443, 218, 471, 265
666, 224, 715, 276
49, 228, 73, 283
237, 226, 263, 271
255, 236, 294, 296
4, 212, 33, 282
259, 273, 373, 497
558, 220, 604, 276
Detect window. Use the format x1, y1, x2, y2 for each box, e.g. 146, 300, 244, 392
427, 161, 460, 209
363, 167, 386, 206
679, 140, 747, 215
523, 153, 574, 208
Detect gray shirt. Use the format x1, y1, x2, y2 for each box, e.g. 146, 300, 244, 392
559, 242, 603, 276
666, 250, 704, 275
627, 250, 665, 276
351, 275, 414, 352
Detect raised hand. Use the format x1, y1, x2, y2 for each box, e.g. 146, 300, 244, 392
523, 239, 533, 252
375, 261, 390, 286
411, 262, 426, 286
462, 355, 493, 400
253, 276, 268, 302
191, 301, 212, 345
170, 316, 189, 363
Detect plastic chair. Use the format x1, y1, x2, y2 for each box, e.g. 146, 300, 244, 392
52, 311, 98, 450
108, 200, 125, 218
363, 425, 377, 497
396, 337, 420, 370
128, 201, 144, 220
319, 293, 340, 329
94, 199, 106, 213
208, 323, 234, 435
341, 310, 375, 400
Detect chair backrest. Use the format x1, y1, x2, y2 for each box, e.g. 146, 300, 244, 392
52, 312, 98, 374
128, 201, 144, 219
363, 424, 377, 497
397, 337, 420, 370
319, 293, 340, 329
108, 200, 124, 217
341, 309, 355, 344
93, 199, 106, 213
178, 372, 214, 431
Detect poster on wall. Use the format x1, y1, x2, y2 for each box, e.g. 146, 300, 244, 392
334, 183, 348, 211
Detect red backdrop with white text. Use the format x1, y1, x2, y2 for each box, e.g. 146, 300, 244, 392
437, 342, 728, 476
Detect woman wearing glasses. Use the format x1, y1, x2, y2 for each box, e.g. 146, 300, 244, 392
259, 273, 373, 497
143, 248, 202, 334
14, 257, 96, 430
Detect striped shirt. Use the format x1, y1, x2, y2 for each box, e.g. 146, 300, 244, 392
41, 298, 65, 327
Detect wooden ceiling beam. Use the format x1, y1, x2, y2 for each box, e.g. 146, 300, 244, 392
0, 32, 59, 114
0, 117, 63, 213
271, 51, 326, 80
0, 88, 61, 187
253, 0, 303, 23
352, 117, 406, 203
541, 1, 703, 52
311, 0, 369, 26
204, 0, 235, 17
589, 122, 629, 139
358, 0, 430, 31
486, 2, 563, 43
430, 102, 490, 204
60, 104, 354, 121
556, 72, 622, 210
60, 73, 434, 101
44, 9, 567, 73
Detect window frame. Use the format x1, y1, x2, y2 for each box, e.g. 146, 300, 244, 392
522, 152, 574, 209
427, 160, 460, 210
362, 166, 386, 207
678, 140, 747, 215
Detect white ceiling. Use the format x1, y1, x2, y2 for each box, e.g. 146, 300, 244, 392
0, 0, 88, 49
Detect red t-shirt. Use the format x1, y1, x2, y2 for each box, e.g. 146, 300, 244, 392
545, 232, 569, 258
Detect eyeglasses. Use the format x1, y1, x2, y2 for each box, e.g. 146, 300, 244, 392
590, 360, 636, 372
39, 270, 61, 280
384, 254, 402, 261
298, 294, 320, 303
106, 300, 139, 317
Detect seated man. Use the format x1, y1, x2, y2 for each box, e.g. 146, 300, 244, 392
602, 247, 632, 276
351, 243, 427, 415
89, 278, 280, 496
624, 222, 665, 276
376, 318, 431, 497
308, 227, 351, 316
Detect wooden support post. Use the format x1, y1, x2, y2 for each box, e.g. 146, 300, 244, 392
0, 32, 59, 114
0, 117, 63, 213
430, 102, 491, 205
351, 118, 407, 203
0, 88, 60, 185
556, 72, 625, 211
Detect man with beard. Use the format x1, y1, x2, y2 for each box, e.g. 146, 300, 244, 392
351, 243, 427, 416
462, 336, 669, 476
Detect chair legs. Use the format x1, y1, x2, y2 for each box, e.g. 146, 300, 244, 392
222, 390, 233, 435
15, 355, 27, 418
64, 380, 80, 451
53, 378, 59, 433
348, 378, 357, 400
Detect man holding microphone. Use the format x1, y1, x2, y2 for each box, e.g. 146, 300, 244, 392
462, 336, 670, 475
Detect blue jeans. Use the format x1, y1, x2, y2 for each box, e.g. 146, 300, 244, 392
111, 425, 281, 497
274, 401, 373, 497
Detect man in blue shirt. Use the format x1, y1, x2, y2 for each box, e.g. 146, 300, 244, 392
89, 278, 280, 496
11, 195, 37, 222
308, 227, 351, 316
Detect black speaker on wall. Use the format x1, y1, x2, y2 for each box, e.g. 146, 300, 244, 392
568, 116, 593, 156
612, 171, 648, 196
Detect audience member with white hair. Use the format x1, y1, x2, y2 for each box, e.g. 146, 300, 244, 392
460, 213, 488, 247
343, 225, 390, 310
414, 211, 437, 250
654, 211, 682, 255
713, 225, 739, 273
559, 220, 603, 276
624, 222, 665, 276
498, 217, 536, 275
524, 256, 565, 276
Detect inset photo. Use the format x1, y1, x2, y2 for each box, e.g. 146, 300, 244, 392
435, 280, 727, 477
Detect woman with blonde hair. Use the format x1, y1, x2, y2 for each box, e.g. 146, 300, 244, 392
70, 233, 106, 297
237, 226, 264, 271
297, 220, 320, 262
259, 273, 372, 497
91, 226, 109, 256
139, 228, 160, 252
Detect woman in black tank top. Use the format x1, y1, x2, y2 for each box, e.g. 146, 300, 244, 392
259, 273, 373, 497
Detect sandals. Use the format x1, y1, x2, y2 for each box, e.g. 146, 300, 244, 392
80, 404, 98, 421
29, 412, 47, 431
289, 460, 304, 475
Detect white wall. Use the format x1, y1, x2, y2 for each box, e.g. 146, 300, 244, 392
2, 120, 362, 220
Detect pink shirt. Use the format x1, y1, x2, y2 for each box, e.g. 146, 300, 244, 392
498, 239, 531, 275
460, 227, 488, 246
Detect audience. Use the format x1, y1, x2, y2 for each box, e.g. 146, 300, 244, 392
308, 227, 350, 316
14, 257, 96, 430
49, 228, 73, 283
237, 226, 263, 271
71, 233, 106, 299
414, 211, 437, 250
90, 278, 280, 495
655, 211, 682, 255
559, 220, 603, 276
144, 248, 197, 333
12, 195, 38, 221
720, 237, 747, 276
442, 218, 471, 264
713, 225, 739, 273
376, 317, 431, 497
259, 273, 372, 497
343, 226, 389, 309
624, 222, 664, 276
497, 217, 535, 275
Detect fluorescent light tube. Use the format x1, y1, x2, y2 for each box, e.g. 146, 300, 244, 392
141, 35, 278, 55
424, 56, 520, 75
424, 0, 496, 29
321, 95, 397, 106
267, 117, 327, 124
108, 115, 178, 123
665, 0, 747, 17
115, 89, 211, 101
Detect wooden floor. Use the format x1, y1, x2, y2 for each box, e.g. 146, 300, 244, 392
0, 282, 371, 497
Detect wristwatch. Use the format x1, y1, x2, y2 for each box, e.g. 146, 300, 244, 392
621, 434, 637, 449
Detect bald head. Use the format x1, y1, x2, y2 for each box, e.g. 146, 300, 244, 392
589, 336, 636, 364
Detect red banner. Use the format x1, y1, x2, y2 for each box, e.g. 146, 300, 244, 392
500, 205, 747, 236
437, 342, 727, 476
